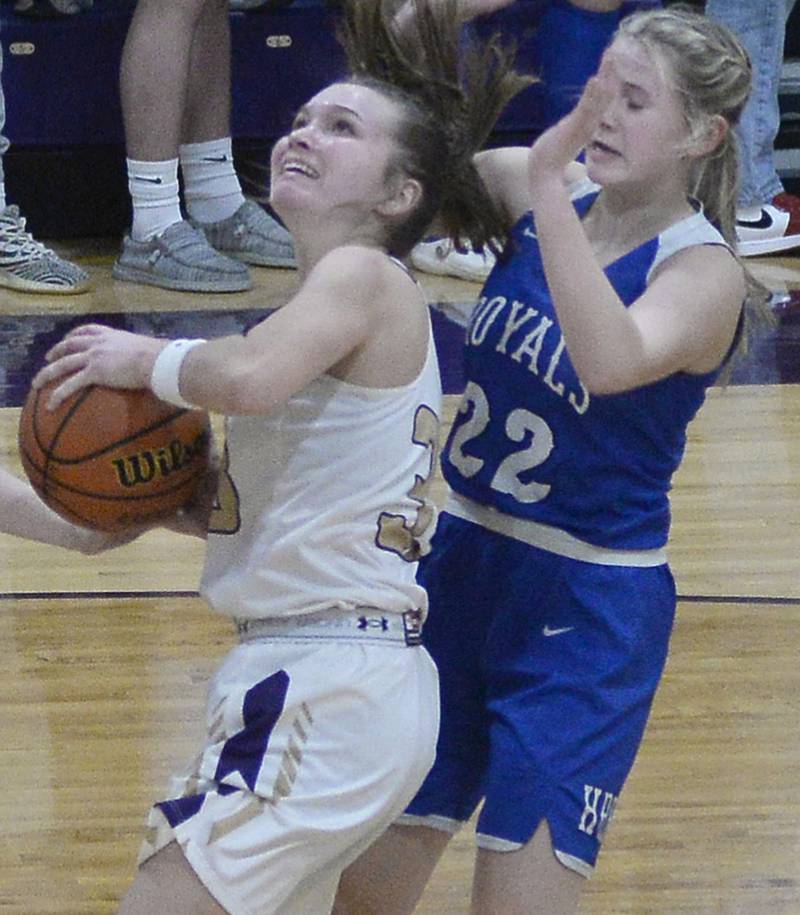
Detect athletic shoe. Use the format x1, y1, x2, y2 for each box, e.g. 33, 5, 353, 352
0, 205, 90, 295
191, 200, 296, 268
410, 237, 495, 282
113, 220, 251, 292
735, 192, 800, 257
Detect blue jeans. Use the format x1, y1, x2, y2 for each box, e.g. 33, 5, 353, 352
706, 0, 798, 208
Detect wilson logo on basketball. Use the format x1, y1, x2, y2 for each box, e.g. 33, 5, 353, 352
112, 431, 209, 488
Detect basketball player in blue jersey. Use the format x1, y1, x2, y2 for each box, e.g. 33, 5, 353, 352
333, 6, 770, 915
32, 2, 532, 912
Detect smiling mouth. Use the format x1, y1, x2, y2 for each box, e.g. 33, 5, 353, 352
282, 160, 319, 178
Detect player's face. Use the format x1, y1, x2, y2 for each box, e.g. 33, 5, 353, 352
584, 37, 693, 189
270, 83, 403, 225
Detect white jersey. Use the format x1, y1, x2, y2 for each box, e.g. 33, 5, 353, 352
199, 314, 442, 622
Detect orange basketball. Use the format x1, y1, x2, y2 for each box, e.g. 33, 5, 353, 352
18, 382, 211, 532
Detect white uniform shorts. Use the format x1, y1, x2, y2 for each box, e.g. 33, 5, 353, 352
138, 626, 439, 915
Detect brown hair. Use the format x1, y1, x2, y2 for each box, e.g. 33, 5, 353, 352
337, 0, 533, 257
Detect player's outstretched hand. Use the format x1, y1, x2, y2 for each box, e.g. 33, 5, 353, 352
32, 324, 166, 410
527, 52, 616, 202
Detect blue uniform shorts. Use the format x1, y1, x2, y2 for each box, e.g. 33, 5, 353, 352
404, 510, 676, 875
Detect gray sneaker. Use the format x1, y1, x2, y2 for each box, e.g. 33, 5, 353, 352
113, 220, 251, 292
0, 205, 90, 295
192, 200, 296, 268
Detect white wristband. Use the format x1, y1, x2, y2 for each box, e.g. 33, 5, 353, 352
150, 338, 207, 409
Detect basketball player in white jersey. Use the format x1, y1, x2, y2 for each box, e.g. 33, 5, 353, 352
33, 2, 532, 912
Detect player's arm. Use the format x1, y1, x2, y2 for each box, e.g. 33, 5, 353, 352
554, 244, 744, 393
34, 246, 387, 416
176, 246, 387, 414
0, 465, 130, 553
473, 147, 585, 225
526, 65, 744, 393
530, 150, 744, 392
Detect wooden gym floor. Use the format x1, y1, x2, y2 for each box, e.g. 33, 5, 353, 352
1, 239, 799, 914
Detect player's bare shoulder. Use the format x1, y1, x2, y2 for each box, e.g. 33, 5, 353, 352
316, 245, 421, 319
315, 245, 403, 288
318, 246, 428, 387
655, 242, 746, 314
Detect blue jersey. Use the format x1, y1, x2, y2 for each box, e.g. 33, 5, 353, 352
440, 183, 735, 550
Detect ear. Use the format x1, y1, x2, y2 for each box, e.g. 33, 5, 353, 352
376, 177, 424, 220
689, 114, 729, 158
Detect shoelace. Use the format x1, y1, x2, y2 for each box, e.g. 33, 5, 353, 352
0, 209, 54, 263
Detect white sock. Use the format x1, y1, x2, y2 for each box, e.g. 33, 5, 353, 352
127, 158, 182, 241
180, 137, 245, 224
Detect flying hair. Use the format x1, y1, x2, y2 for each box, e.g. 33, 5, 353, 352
336, 0, 534, 256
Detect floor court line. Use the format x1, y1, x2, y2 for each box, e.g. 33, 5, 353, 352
2, 590, 798, 604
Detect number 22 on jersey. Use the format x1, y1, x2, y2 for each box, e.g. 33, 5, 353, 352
449, 380, 554, 504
